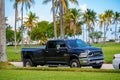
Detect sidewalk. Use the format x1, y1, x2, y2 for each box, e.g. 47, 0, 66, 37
10, 62, 114, 69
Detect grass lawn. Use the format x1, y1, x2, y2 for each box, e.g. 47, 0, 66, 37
6, 45, 38, 61
7, 42, 120, 63
0, 70, 120, 80
93, 43, 120, 63
0, 62, 120, 80
6, 46, 21, 61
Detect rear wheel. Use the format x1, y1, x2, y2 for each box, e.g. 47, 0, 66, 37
24, 59, 37, 67
92, 65, 102, 69
70, 59, 80, 68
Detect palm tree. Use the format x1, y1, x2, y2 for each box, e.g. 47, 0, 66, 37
24, 11, 38, 30
99, 14, 106, 44
0, 0, 7, 61
59, 0, 78, 39
24, 11, 38, 46
45, 0, 78, 39
43, 0, 57, 39
43, 0, 79, 39
11, 0, 20, 54
83, 9, 97, 43
19, 0, 34, 48
104, 10, 114, 42
69, 8, 81, 37
113, 12, 120, 40
105, 10, 114, 25
59, 0, 65, 39
83, 9, 90, 42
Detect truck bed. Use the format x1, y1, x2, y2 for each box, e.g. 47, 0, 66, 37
22, 48, 44, 52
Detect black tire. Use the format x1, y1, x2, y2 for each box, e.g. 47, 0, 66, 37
70, 59, 80, 68
92, 65, 102, 69
24, 59, 36, 67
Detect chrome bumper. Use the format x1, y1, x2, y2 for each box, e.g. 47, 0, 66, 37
79, 57, 104, 66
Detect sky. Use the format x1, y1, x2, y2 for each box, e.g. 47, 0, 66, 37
5, 0, 120, 41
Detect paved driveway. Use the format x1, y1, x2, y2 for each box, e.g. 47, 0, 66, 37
10, 62, 114, 69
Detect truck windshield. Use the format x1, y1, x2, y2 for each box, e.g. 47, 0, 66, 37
66, 39, 88, 48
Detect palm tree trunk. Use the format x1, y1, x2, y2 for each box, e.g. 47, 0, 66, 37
21, 2, 24, 48
52, 0, 57, 39
0, 0, 7, 62
14, 4, 18, 54
115, 22, 117, 41
29, 27, 32, 47
83, 25, 85, 41
88, 30, 90, 44
103, 24, 106, 44
59, 0, 64, 39
86, 26, 88, 43
73, 23, 76, 38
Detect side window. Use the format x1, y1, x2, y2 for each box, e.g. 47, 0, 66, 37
58, 41, 66, 48
47, 41, 57, 49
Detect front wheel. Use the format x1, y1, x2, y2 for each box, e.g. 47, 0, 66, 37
92, 65, 102, 69
70, 59, 80, 68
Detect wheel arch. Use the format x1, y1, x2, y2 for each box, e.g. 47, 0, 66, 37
23, 54, 34, 65
23, 54, 33, 60
69, 54, 79, 64
23, 54, 36, 67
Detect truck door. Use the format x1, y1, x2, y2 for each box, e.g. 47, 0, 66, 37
45, 41, 57, 63
55, 41, 69, 64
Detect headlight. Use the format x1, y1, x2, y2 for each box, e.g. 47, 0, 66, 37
79, 50, 90, 57
84, 50, 91, 53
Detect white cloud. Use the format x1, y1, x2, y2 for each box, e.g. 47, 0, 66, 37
7, 15, 15, 28
80, 4, 87, 12
39, 16, 52, 22
7, 14, 28, 30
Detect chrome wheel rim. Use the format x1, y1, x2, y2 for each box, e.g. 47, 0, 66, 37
71, 62, 78, 67
26, 62, 31, 67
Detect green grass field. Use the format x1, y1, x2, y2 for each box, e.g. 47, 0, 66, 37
6, 43, 120, 63
0, 62, 120, 80
0, 70, 120, 80
93, 43, 120, 63
6, 46, 21, 61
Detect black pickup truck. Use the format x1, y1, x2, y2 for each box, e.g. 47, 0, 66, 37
22, 39, 104, 68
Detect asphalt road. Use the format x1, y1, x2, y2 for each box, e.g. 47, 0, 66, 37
10, 62, 114, 69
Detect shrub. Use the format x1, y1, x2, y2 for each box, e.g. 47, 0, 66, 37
108, 39, 115, 42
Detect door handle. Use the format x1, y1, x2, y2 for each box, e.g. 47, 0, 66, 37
56, 51, 60, 53
45, 51, 48, 53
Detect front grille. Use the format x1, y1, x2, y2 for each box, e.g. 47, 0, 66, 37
89, 59, 104, 61
89, 51, 102, 56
